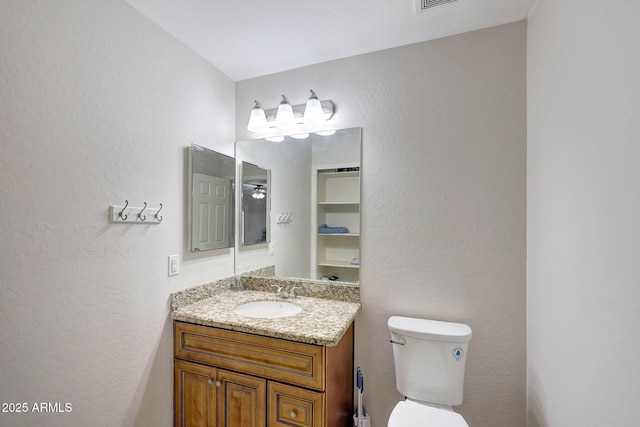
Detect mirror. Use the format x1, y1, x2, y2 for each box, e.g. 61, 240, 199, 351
240, 161, 271, 246
189, 144, 235, 251
235, 127, 361, 284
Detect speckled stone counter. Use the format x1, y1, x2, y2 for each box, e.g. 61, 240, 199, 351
170, 289, 360, 346
241, 275, 360, 302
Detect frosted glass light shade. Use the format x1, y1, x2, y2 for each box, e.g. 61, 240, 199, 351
303, 90, 326, 125
247, 100, 268, 132
290, 133, 310, 139
274, 95, 296, 129
265, 136, 284, 142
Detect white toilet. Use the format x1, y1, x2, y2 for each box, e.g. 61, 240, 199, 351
387, 316, 472, 426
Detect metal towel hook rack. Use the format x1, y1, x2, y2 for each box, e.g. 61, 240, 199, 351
110, 200, 163, 224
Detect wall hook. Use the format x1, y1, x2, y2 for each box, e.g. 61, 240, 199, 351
138, 202, 147, 221
155, 203, 163, 222
119, 200, 129, 220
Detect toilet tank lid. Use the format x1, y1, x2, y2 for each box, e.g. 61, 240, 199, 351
388, 316, 472, 342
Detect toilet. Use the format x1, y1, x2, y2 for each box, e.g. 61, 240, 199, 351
387, 316, 472, 426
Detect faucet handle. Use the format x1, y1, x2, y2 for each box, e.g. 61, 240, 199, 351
271, 284, 283, 296
288, 286, 302, 298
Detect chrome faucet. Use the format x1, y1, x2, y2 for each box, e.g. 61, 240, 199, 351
230, 274, 244, 292
271, 285, 302, 299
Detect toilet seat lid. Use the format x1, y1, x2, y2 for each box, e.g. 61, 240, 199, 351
388, 400, 468, 427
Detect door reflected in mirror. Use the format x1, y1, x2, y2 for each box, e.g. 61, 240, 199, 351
241, 161, 271, 246
235, 127, 361, 284
189, 144, 235, 252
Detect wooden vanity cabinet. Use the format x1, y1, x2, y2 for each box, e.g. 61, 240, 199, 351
174, 321, 354, 427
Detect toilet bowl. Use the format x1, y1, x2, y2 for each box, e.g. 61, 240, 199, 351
387, 316, 472, 427
388, 399, 468, 426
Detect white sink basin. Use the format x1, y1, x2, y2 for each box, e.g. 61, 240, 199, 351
234, 300, 302, 319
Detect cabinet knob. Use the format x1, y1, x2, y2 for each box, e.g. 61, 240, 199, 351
207, 378, 212, 385
289, 411, 297, 418
215, 381, 222, 388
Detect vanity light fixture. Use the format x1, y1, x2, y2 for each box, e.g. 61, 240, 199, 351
246, 90, 334, 134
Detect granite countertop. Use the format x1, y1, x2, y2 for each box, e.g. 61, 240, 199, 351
170, 290, 361, 346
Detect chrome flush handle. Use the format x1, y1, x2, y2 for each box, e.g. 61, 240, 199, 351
390, 338, 406, 346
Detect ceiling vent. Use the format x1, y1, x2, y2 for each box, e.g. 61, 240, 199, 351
416, 0, 459, 12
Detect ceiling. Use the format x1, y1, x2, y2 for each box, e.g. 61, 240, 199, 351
126, 0, 537, 81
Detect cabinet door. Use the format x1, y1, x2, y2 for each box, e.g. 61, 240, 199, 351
268, 382, 324, 427
217, 369, 266, 427
175, 360, 217, 427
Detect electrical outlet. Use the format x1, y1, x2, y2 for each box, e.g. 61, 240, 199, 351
168, 254, 180, 276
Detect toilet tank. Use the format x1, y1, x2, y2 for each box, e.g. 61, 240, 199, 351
388, 316, 472, 406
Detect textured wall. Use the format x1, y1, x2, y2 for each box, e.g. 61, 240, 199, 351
0, 1, 235, 426
527, 1, 640, 426
236, 22, 527, 427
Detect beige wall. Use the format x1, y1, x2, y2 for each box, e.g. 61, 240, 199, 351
0, 1, 235, 426
236, 21, 527, 426
527, 1, 640, 426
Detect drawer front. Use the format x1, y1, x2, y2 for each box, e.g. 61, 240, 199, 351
269, 382, 324, 427
175, 322, 325, 390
